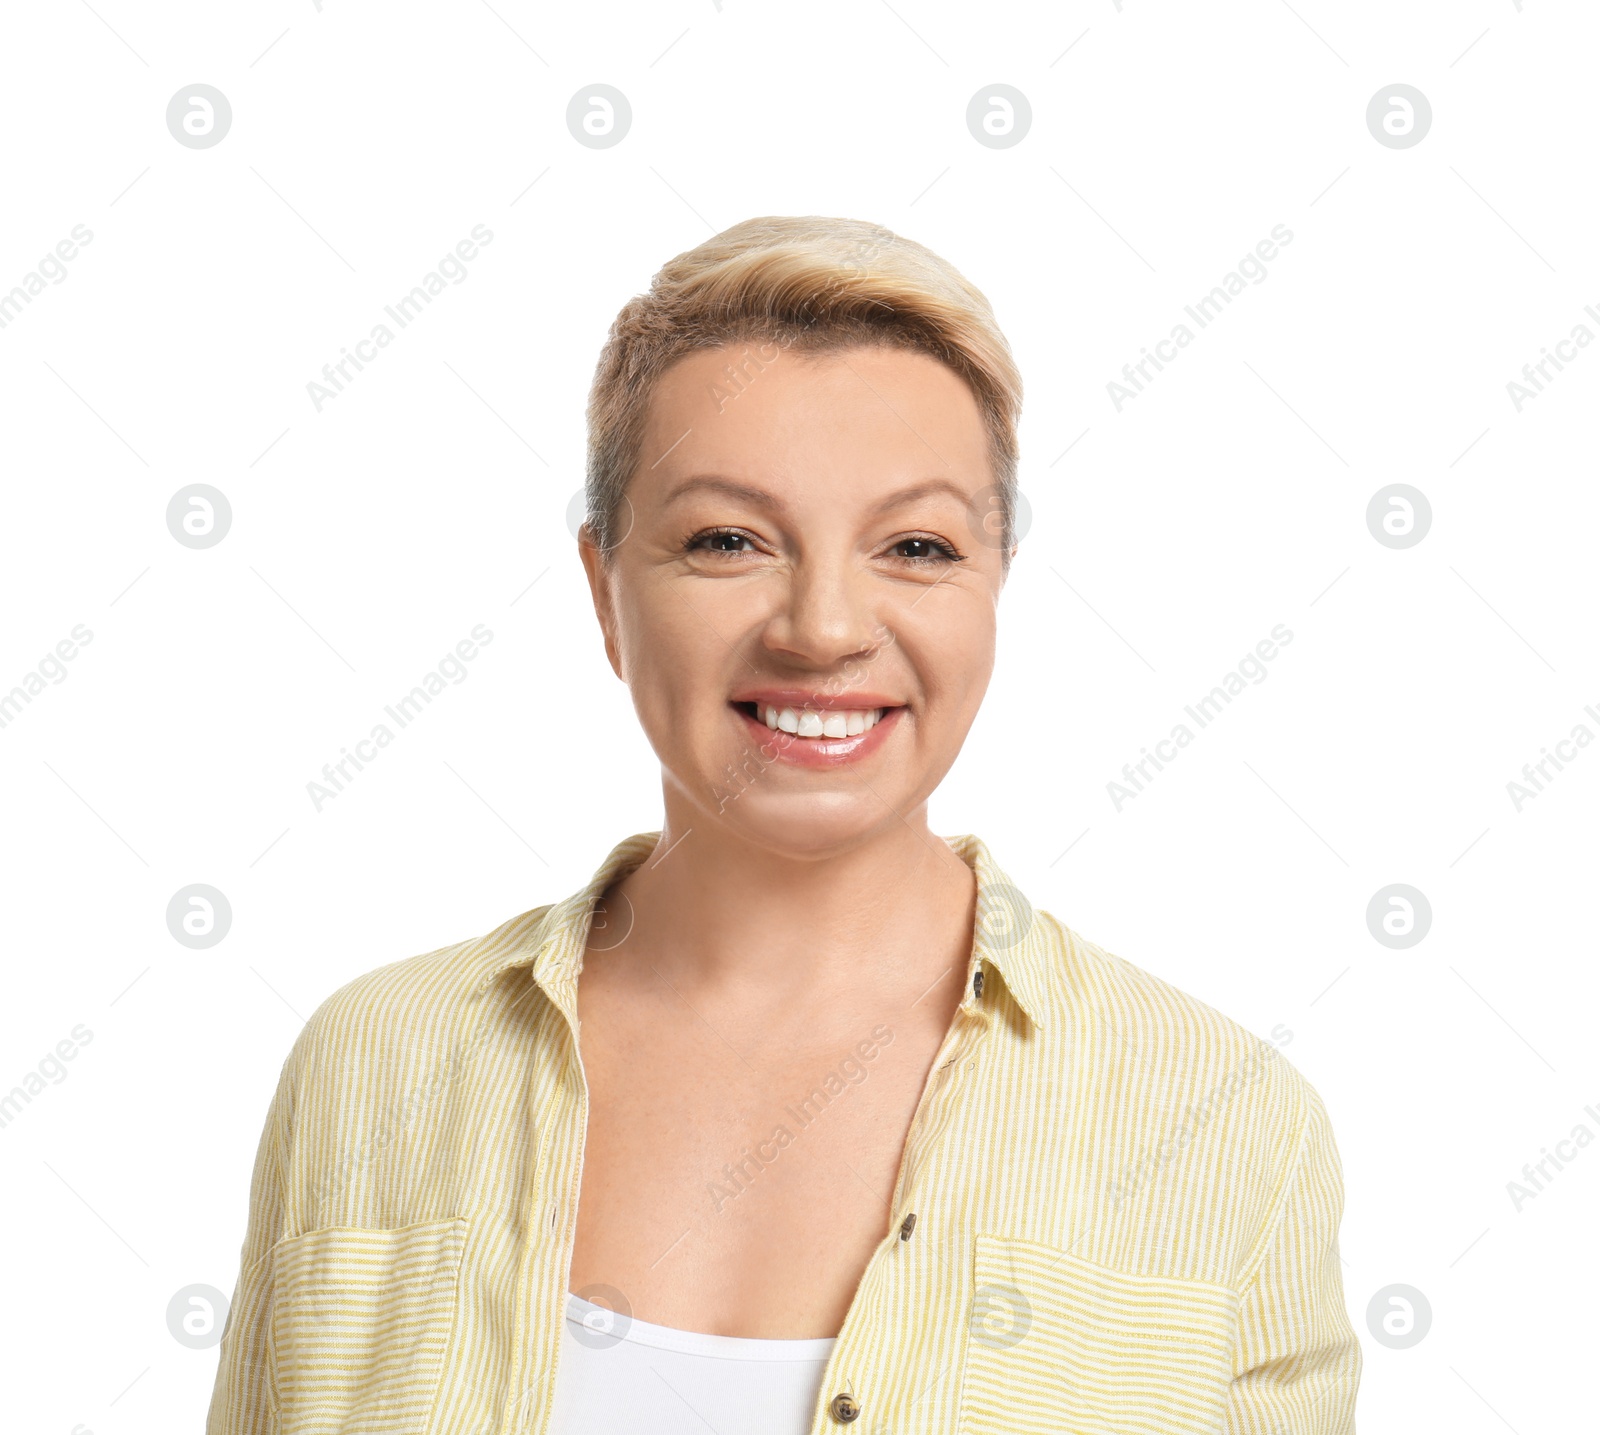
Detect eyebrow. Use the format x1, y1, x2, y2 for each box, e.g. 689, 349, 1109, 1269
662, 474, 974, 515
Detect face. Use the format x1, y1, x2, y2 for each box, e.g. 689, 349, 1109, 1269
581, 342, 1010, 860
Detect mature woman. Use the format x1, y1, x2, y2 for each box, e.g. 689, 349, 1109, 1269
207, 216, 1360, 1434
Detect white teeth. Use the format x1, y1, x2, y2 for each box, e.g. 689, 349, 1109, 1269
748, 704, 887, 739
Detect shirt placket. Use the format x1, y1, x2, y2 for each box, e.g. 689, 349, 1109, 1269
509, 978, 589, 1435
810, 955, 996, 1431
506, 946, 998, 1434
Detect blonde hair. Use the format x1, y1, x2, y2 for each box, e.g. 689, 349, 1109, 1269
584, 215, 1023, 565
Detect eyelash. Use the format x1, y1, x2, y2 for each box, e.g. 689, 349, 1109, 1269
683, 528, 967, 566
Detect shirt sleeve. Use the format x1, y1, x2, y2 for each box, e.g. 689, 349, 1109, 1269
205, 1052, 296, 1435
1224, 1079, 1362, 1433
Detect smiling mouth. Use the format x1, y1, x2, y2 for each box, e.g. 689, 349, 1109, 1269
731, 701, 893, 740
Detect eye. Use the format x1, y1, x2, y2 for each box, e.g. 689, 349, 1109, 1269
885, 534, 966, 565
685, 526, 760, 555
680, 528, 964, 566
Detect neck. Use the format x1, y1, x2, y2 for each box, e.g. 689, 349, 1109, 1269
597, 794, 977, 1010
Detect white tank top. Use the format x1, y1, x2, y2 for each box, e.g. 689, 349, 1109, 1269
546, 1292, 837, 1434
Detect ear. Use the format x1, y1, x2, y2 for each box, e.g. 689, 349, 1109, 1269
578, 524, 625, 681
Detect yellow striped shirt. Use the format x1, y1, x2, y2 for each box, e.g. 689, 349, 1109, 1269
207, 831, 1360, 1433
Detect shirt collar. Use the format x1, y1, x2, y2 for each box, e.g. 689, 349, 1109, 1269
484, 831, 1051, 1032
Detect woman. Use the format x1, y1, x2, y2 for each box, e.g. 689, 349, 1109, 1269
207, 216, 1361, 1434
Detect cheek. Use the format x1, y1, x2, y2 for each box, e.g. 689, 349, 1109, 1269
906, 612, 997, 720
613, 576, 733, 726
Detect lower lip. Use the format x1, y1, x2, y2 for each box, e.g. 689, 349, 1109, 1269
731, 704, 904, 769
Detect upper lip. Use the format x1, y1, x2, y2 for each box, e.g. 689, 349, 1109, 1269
729, 688, 904, 711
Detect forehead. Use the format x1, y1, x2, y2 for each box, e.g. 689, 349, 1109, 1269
636, 343, 992, 495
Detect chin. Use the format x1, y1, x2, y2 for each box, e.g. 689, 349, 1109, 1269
707, 788, 909, 863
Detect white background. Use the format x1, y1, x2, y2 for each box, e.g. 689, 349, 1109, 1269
1, 1, 1594, 1430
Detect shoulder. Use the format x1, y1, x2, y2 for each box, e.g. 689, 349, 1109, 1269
280, 904, 555, 1094
1035, 907, 1324, 1199
256, 906, 554, 1230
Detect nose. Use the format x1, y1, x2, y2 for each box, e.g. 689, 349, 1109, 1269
759, 552, 884, 672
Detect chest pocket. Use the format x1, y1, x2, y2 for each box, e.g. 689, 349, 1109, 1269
960, 1233, 1239, 1434
270, 1216, 468, 1435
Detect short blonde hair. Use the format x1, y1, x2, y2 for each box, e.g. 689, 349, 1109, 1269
584, 215, 1023, 564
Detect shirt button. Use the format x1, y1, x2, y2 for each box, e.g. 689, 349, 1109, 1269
898, 1212, 917, 1241
828, 1392, 862, 1423
972, 968, 984, 999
